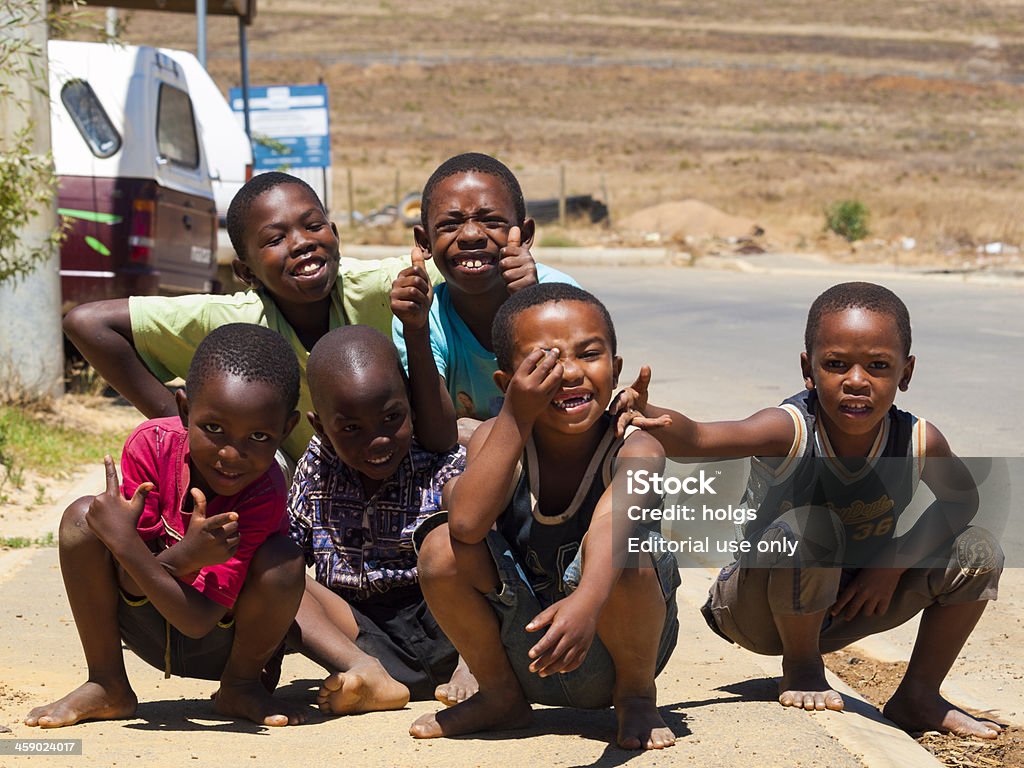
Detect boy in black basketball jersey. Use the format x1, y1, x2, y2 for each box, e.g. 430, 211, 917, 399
410, 284, 680, 750
616, 282, 1003, 739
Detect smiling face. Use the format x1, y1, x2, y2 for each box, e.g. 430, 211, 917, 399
496, 300, 622, 436
178, 374, 299, 499
310, 365, 414, 487
415, 171, 534, 298
801, 307, 915, 456
232, 183, 341, 310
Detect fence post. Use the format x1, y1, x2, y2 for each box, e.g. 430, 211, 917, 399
558, 165, 566, 227
347, 168, 356, 227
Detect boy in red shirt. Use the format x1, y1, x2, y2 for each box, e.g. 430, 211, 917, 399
26, 323, 306, 728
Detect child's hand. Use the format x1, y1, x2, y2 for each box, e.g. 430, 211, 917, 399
499, 226, 538, 295
525, 591, 598, 677
176, 488, 240, 571
389, 245, 434, 331
610, 366, 673, 438
504, 347, 563, 429
85, 455, 153, 549
830, 567, 903, 621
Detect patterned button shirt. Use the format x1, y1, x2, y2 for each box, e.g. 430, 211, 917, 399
288, 434, 465, 601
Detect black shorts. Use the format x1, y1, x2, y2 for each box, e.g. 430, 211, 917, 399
117, 590, 235, 680
350, 586, 459, 701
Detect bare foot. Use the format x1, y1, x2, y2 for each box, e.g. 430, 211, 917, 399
24, 681, 137, 729
779, 659, 844, 712
884, 689, 1002, 739
435, 658, 478, 706
214, 680, 308, 726
316, 662, 409, 715
409, 689, 532, 739
614, 694, 676, 750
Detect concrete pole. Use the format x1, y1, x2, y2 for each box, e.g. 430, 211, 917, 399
105, 7, 118, 41
0, 0, 63, 401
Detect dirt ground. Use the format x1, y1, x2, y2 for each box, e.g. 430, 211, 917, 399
54, 1, 1024, 266
825, 649, 1024, 768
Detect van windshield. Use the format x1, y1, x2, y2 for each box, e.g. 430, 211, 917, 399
157, 83, 200, 169
61, 80, 121, 159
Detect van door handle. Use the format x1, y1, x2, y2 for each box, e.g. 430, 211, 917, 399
183, 215, 192, 229
156, 155, 169, 165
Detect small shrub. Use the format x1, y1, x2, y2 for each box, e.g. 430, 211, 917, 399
539, 230, 579, 248
825, 200, 870, 242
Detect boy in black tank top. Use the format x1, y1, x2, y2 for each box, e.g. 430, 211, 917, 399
615, 282, 1003, 740
410, 284, 680, 751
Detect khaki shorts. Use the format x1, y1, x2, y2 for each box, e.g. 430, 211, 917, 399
704, 511, 1003, 655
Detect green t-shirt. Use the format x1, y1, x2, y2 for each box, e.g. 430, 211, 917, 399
130, 255, 442, 462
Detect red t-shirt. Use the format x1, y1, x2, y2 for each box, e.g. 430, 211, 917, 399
120, 417, 288, 609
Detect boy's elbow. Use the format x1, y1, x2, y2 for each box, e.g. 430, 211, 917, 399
63, 301, 121, 355
421, 427, 459, 454
62, 303, 94, 347
176, 604, 225, 639
178, 614, 219, 640
448, 518, 486, 545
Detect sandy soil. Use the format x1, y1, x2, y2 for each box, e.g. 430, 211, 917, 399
826, 649, 1024, 768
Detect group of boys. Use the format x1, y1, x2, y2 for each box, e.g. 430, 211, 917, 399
23, 153, 1004, 750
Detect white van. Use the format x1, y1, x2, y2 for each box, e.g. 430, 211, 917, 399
48, 40, 217, 311
165, 49, 253, 270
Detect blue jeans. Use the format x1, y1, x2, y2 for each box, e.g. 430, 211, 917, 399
482, 528, 680, 708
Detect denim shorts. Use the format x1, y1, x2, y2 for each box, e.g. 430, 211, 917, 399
483, 528, 680, 709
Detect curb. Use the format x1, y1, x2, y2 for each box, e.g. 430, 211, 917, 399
341, 244, 1024, 286
677, 570, 943, 768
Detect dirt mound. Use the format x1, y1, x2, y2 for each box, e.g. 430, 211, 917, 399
618, 199, 759, 241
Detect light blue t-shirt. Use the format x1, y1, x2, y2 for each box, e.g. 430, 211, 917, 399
392, 264, 580, 421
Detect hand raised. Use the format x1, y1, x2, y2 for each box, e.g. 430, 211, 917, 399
503, 347, 564, 429
389, 244, 434, 331
499, 225, 538, 295
85, 455, 153, 547
178, 488, 240, 571
610, 366, 672, 438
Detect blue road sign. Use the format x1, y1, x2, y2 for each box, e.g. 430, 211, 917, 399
230, 84, 331, 170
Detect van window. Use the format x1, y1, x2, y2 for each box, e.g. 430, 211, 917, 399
60, 80, 121, 158
157, 83, 200, 169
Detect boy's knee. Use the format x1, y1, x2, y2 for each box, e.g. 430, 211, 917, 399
248, 535, 305, 592
762, 505, 845, 568
949, 526, 1003, 598
616, 561, 663, 594
416, 523, 457, 584
58, 496, 100, 547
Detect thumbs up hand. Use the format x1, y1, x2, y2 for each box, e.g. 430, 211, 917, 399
85, 455, 154, 549
499, 225, 539, 295
390, 244, 434, 332
176, 488, 241, 571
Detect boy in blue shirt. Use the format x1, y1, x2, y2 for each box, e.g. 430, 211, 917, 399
391, 153, 579, 446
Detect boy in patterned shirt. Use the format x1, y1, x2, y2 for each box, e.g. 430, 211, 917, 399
287, 326, 468, 715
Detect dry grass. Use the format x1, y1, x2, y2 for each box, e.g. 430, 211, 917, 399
75, 1, 1024, 261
